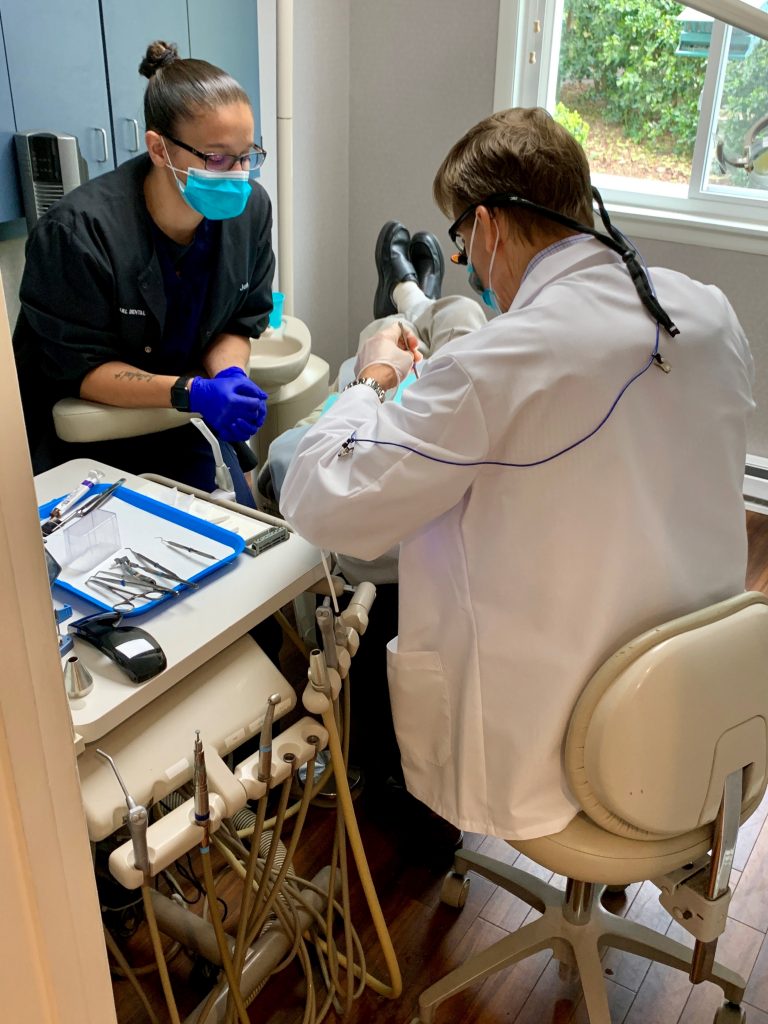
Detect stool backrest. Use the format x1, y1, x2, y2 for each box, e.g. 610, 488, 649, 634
565, 592, 768, 839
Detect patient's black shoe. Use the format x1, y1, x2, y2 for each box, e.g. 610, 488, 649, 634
409, 231, 445, 301
374, 221, 417, 319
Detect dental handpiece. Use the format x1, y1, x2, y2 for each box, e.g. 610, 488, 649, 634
309, 649, 332, 697
193, 731, 209, 824
316, 605, 338, 671
97, 749, 150, 875
257, 694, 282, 784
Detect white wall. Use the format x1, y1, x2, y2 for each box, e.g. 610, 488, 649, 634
627, 237, 768, 454
258, 0, 351, 375
0, 0, 765, 445
347, 0, 500, 345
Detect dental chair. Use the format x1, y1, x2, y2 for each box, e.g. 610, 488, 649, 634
51, 315, 330, 474
413, 591, 768, 1024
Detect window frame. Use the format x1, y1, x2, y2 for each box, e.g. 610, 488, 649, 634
494, 0, 768, 254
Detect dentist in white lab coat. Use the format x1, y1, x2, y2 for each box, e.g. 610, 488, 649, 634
280, 108, 754, 841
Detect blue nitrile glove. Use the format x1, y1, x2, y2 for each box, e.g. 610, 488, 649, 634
189, 367, 268, 441
211, 366, 268, 441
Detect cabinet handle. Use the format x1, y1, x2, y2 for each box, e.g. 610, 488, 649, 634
94, 127, 109, 162
126, 118, 140, 152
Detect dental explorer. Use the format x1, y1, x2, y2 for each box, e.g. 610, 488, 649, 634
398, 319, 419, 378
159, 537, 217, 560
96, 748, 149, 876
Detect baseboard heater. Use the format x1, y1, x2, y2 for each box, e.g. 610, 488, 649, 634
744, 454, 768, 513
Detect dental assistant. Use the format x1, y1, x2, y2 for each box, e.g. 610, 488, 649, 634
280, 108, 754, 841
13, 41, 274, 505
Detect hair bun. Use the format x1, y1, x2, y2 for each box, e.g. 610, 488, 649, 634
139, 40, 180, 79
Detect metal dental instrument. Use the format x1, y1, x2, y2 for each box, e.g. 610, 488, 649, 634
97, 749, 150, 875
257, 694, 282, 784
89, 577, 171, 598
159, 538, 217, 560
126, 548, 199, 590
86, 579, 147, 613
42, 477, 126, 536
97, 568, 177, 595
110, 557, 180, 595
399, 319, 419, 379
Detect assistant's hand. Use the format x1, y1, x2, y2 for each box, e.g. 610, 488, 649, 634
189, 366, 268, 441
354, 323, 422, 389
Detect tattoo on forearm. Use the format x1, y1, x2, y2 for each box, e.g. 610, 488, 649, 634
113, 370, 155, 383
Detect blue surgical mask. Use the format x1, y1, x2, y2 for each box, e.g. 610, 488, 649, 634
163, 141, 251, 220
467, 216, 501, 312
180, 167, 251, 220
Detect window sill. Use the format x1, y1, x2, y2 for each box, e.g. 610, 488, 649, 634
606, 200, 768, 256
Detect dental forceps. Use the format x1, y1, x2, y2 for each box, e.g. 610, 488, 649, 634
92, 571, 174, 597
110, 556, 180, 595
85, 578, 153, 613
126, 548, 199, 590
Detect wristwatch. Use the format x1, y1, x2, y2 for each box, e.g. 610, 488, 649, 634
170, 374, 194, 412
343, 376, 387, 404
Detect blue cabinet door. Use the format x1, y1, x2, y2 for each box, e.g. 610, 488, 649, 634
2, 0, 113, 181
187, 0, 261, 143
101, 1, 190, 166
0, 16, 21, 221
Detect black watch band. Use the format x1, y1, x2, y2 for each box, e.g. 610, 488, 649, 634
170, 374, 194, 412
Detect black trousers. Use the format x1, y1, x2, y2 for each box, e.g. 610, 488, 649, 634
343, 582, 404, 787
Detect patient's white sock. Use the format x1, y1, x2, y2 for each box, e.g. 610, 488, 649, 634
393, 280, 427, 315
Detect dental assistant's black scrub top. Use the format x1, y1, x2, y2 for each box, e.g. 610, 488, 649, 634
13, 153, 275, 473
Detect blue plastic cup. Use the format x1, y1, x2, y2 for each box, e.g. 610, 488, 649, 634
269, 291, 285, 329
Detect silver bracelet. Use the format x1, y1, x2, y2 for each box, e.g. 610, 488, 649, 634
342, 376, 387, 404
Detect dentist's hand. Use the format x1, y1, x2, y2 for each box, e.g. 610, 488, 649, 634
189, 366, 268, 442
354, 323, 422, 390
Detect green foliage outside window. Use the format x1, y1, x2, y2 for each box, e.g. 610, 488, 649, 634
559, 0, 706, 156
554, 102, 591, 146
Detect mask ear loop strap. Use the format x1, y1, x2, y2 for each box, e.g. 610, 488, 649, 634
467, 214, 479, 268
487, 221, 500, 295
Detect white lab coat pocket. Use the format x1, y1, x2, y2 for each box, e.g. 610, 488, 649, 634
386, 637, 452, 767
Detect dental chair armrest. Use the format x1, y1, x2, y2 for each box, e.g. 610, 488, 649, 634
52, 398, 194, 443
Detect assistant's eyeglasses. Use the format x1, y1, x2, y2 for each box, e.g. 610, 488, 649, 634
165, 134, 267, 173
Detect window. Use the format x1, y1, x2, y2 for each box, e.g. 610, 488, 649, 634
495, 0, 768, 249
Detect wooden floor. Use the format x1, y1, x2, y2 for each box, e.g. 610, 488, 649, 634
112, 511, 768, 1024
